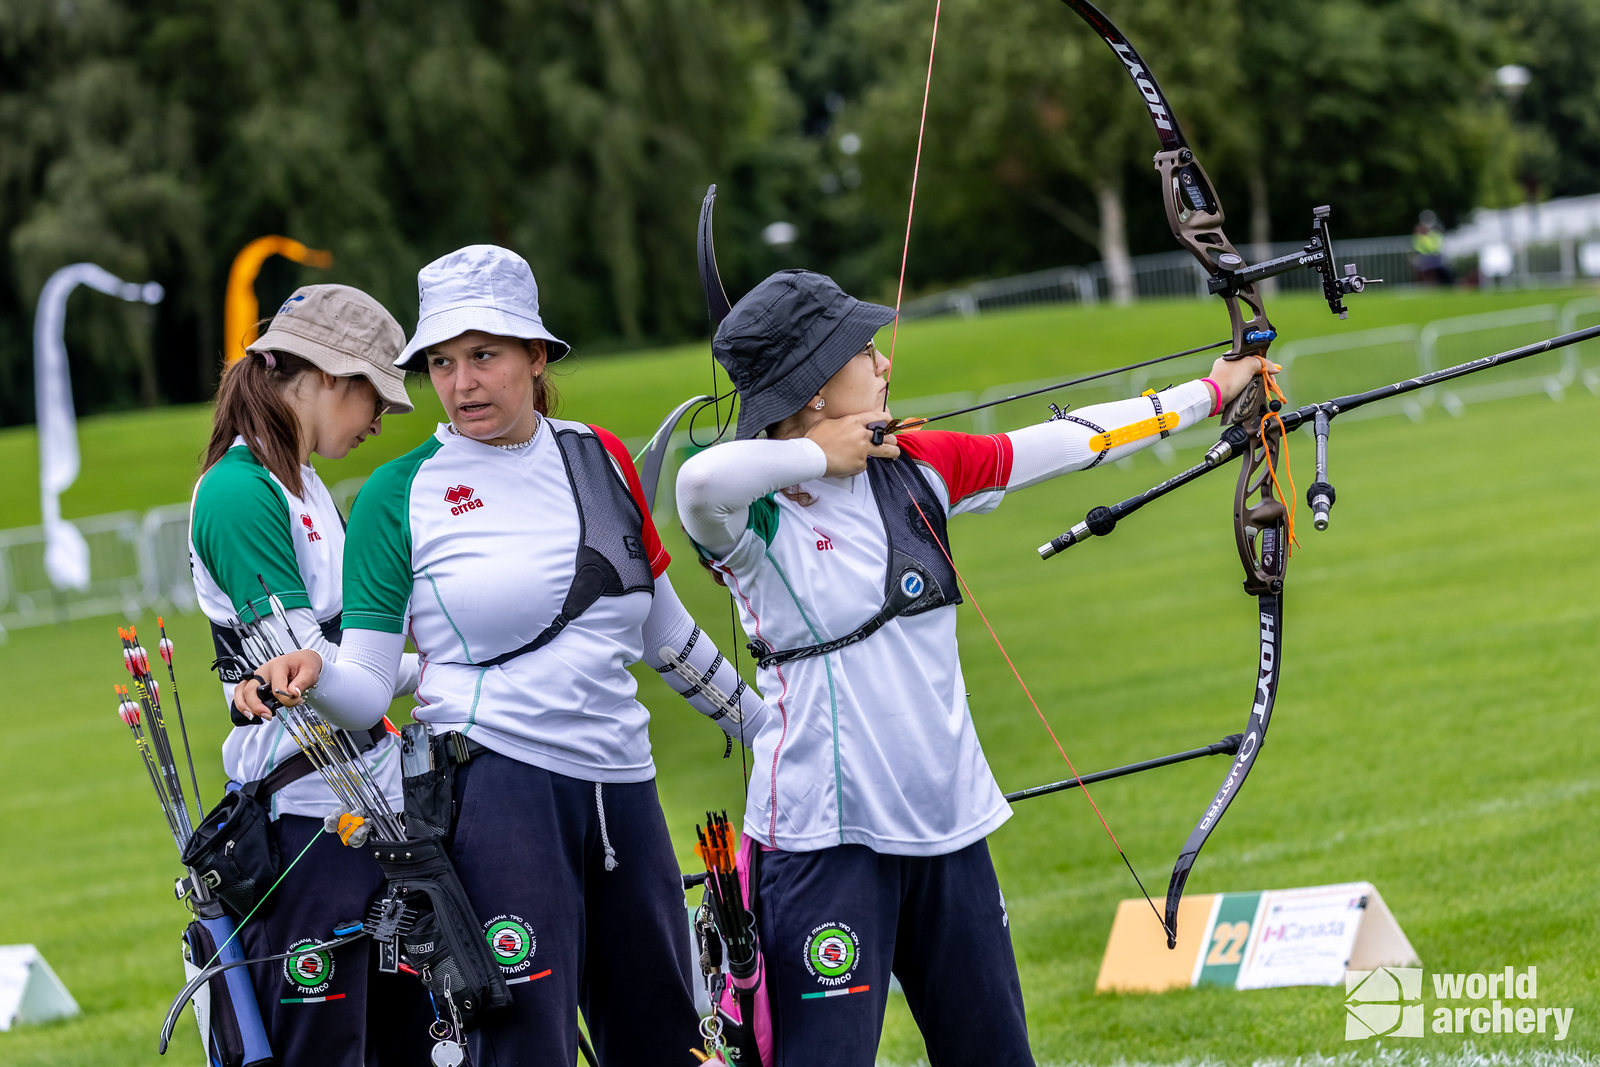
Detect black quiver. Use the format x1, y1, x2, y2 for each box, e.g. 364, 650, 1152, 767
370, 838, 511, 1032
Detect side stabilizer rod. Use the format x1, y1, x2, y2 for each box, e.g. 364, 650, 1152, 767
1002, 734, 1243, 803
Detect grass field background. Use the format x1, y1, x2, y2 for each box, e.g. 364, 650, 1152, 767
2, 286, 1597, 1064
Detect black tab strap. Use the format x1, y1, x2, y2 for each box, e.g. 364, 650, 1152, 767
478, 613, 571, 670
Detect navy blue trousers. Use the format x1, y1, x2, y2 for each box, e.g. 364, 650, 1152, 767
240, 814, 433, 1067
449, 751, 702, 1066
756, 839, 1035, 1067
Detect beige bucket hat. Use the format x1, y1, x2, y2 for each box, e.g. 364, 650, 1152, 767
247, 284, 414, 414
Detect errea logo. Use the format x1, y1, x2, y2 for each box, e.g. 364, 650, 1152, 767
445, 485, 484, 516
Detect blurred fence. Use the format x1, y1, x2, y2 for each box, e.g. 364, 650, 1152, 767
900, 223, 1600, 321
0, 477, 369, 639
5, 298, 1600, 637
900, 236, 1420, 320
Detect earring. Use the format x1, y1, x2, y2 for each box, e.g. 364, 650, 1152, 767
813, 398, 826, 410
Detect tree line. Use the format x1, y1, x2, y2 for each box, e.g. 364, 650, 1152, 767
2, 0, 1597, 425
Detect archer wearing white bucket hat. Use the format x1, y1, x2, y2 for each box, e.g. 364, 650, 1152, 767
241, 244, 772, 1065
395, 244, 570, 370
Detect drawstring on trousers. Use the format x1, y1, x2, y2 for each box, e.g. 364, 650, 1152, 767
595, 783, 619, 871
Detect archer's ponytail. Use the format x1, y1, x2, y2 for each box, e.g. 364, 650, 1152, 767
204, 349, 317, 498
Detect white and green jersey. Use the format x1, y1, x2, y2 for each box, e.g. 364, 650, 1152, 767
342, 418, 672, 782
189, 439, 401, 819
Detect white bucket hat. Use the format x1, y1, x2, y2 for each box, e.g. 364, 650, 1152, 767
395, 245, 570, 371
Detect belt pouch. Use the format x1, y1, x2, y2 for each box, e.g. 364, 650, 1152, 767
400, 725, 457, 842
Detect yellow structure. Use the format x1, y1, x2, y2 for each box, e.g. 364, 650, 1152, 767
223, 236, 333, 364
1095, 895, 1219, 994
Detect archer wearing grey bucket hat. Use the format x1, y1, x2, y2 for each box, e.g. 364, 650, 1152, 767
713, 269, 896, 440
674, 269, 1276, 1066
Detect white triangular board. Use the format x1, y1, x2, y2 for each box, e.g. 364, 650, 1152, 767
1235, 882, 1420, 990
0, 945, 81, 1031
1347, 884, 1421, 970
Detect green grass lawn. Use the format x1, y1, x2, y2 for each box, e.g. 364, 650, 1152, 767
2, 286, 1598, 1064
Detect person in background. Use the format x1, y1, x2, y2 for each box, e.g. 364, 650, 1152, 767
1413, 209, 1454, 285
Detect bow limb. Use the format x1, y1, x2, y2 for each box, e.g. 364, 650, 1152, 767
1056, 0, 1276, 377
1054, 0, 1290, 950
637, 394, 715, 513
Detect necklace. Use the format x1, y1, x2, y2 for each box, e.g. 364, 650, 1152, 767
449, 413, 540, 450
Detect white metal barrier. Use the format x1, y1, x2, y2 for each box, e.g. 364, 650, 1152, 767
6, 299, 1599, 636
901, 236, 1420, 320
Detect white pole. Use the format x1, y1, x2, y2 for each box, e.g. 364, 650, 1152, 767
33, 264, 163, 592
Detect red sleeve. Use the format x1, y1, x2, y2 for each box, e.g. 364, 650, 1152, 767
593, 425, 672, 578
895, 430, 1014, 508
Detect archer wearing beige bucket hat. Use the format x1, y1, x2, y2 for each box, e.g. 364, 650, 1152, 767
248, 283, 414, 414
191, 282, 437, 1066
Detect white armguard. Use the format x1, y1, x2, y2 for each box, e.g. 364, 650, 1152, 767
641, 574, 770, 742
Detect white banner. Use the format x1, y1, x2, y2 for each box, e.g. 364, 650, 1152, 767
33, 263, 162, 591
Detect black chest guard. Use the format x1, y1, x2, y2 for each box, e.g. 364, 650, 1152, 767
479, 425, 656, 668
749, 452, 962, 669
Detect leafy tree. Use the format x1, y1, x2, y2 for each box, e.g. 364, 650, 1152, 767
1230, 0, 1503, 237
1470, 0, 1600, 202
0, 0, 208, 422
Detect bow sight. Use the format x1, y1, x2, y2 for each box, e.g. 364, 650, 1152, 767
1206, 203, 1381, 319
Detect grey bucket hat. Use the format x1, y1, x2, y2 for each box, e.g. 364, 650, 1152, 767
713, 270, 895, 440
247, 284, 414, 414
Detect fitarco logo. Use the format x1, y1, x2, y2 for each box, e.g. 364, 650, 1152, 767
1430, 967, 1574, 1041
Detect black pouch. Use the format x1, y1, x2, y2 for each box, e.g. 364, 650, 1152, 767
400, 726, 456, 842
372, 838, 511, 1032
181, 789, 280, 922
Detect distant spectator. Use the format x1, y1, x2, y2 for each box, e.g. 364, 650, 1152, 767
1413, 210, 1455, 285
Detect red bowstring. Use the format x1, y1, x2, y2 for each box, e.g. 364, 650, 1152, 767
882, 0, 943, 398
873, 0, 1167, 937
899, 484, 1170, 935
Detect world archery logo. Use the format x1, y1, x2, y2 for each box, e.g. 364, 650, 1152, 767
445, 485, 483, 516
300, 513, 321, 542
803, 922, 859, 986
283, 938, 334, 994
1346, 967, 1424, 1040
484, 914, 536, 973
